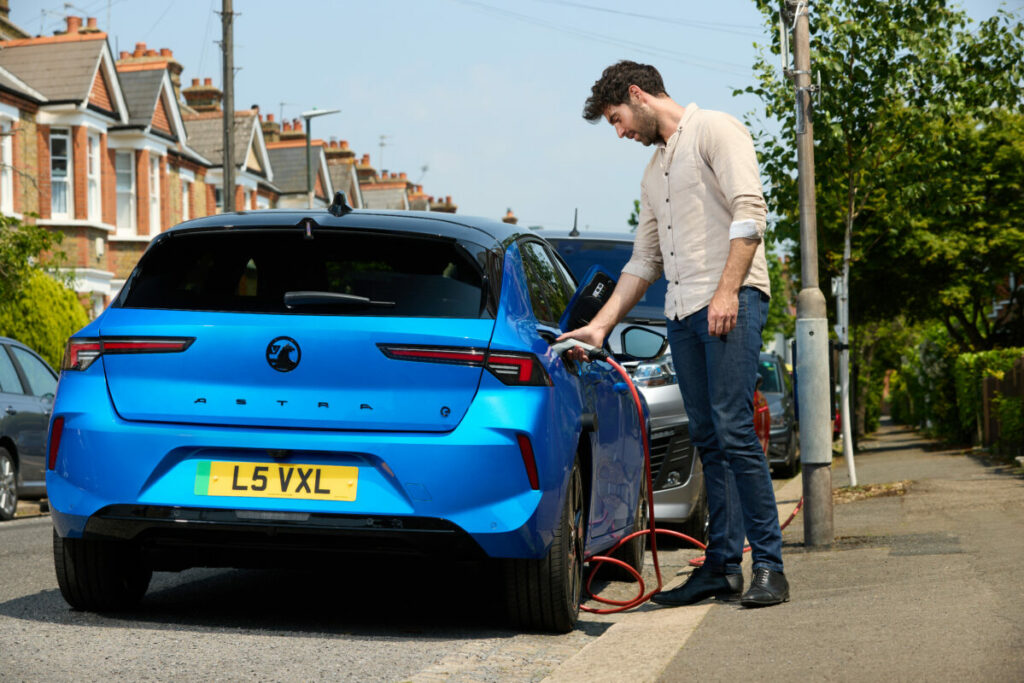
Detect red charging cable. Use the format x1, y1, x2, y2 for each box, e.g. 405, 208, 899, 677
580, 354, 803, 614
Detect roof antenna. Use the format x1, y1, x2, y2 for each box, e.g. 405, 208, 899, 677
569, 208, 580, 236
328, 191, 352, 216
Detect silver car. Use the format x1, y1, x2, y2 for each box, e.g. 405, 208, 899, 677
546, 231, 707, 542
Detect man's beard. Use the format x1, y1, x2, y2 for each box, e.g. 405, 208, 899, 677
629, 104, 660, 146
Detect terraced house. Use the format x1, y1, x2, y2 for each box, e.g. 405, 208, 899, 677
0, 10, 457, 317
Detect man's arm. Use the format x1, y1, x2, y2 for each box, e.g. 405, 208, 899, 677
707, 237, 759, 336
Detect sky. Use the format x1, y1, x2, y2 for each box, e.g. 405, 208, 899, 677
13, 0, 1022, 233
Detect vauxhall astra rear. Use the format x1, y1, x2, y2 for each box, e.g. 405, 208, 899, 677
46, 207, 646, 632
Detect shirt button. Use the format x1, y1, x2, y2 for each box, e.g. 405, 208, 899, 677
670, 251, 674, 256
664, 172, 668, 177
675, 280, 679, 285
667, 225, 672, 230
665, 198, 669, 202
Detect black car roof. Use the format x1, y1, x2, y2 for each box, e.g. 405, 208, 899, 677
540, 229, 638, 243
164, 208, 529, 252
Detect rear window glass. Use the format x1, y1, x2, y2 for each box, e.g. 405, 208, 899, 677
121, 229, 487, 317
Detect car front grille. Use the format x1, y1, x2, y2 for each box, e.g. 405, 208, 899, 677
649, 426, 695, 491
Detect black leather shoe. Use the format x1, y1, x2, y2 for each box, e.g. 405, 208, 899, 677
651, 566, 743, 606
740, 567, 789, 607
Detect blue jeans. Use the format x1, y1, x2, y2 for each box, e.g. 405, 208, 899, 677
666, 287, 784, 574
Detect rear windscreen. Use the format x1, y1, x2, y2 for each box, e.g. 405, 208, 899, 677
121, 229, 487, 317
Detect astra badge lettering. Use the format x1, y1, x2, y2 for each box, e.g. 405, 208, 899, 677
266, 336, 301, 372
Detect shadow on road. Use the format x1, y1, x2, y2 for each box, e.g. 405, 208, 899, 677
0, 557, 618, 639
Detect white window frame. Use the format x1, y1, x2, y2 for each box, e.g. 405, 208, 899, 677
149, 155, 161, 232
181, 179, 191, 222
86, 132, 101, 222
49, 128, 72, 218
115, 150, 136, 236
0, 119, 12, 215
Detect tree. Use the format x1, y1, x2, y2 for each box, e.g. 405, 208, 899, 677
0, 214, 86, 368
743, 0, 1024, 349
0, 268, 90, 368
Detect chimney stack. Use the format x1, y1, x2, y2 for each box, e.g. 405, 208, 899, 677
181, 76, 223, 113
262, 112, 281, 143
280, 118, 304, 141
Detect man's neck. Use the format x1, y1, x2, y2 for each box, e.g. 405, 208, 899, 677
651, 97, 687, 144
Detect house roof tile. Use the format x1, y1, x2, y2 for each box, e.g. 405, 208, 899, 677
0, 39, 104, 102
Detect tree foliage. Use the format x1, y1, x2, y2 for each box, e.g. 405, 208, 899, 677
0, 214, 62, 302
743, 0, 1024, 352
0, 268, 89, 368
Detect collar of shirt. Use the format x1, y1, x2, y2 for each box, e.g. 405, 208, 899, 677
656, 103, 700, 165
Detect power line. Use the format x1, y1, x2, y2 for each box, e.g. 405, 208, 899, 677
525, 0, 764, 37
451, 0, 752, 76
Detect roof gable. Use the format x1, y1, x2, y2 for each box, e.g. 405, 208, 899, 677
151, 89, 173, 135
88, 65, 114, 111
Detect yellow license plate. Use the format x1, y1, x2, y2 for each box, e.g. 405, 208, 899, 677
194, 461, 357, 501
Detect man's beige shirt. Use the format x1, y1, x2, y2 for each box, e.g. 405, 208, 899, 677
622, 103, 770, 320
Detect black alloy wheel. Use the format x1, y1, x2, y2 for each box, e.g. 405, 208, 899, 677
601, 477, 648, 580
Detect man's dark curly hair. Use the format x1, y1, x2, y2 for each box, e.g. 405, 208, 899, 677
583, 60, 668, 123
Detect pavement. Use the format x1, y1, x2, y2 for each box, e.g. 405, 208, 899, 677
548, 418, 1024, 682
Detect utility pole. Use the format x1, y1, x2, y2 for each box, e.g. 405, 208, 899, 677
221, 0, 235, 212
784, 0, 833, 546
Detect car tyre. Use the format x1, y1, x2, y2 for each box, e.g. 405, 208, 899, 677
53, 529, 152, 611
598, 477, 647, 581
680, 478, 709, 546
774, 431, 801, 479
0, 447, 17, 521
503, 457, 584, 633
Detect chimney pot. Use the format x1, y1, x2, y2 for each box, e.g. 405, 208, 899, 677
340, 140, 349, 150
66, 16, 82, 34
400, 172, 407, 180
203, 77, 213, 86
160, 48, 172, 57
361, 154, 370, 165
145, 49, 158, 57
446, 196, 452, 204
191, 78, 200, 87
293, 119, 303, 132
134, 42, 146, 57
283, 121, 292, 132
267, 113, 275, 122
86, 17, 97, 29
120, 51, 129, 60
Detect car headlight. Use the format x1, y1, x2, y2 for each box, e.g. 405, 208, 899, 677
770, 410, 786, 428
632, 357, 677, 387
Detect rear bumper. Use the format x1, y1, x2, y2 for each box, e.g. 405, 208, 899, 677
68, 504, 486, 569
46, 371, 579, 561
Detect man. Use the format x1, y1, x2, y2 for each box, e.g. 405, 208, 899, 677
557, 61, 788, 607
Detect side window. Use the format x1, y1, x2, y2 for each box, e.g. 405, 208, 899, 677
0, 347, 25, 394
547, 247, 578, 302
520, 240, 571, 326
10, 347, 57, 398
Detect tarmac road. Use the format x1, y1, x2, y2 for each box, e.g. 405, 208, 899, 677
3, 420, 1019, 681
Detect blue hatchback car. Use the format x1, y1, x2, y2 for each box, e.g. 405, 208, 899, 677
47, 198, 650, 632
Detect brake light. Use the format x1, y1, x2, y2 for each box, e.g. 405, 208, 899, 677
62, 337, 195, 371
378, 344, 551, 387
47, 416, 64, 470
516, 433, 540, 489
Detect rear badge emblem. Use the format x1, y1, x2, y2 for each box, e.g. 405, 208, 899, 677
266, 336, 301, 372
440, 406, 451, 417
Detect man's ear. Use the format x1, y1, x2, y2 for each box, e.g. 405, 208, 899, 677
628, 85, 646, 105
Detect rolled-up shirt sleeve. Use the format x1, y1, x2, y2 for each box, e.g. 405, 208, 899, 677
705, 113, 767, 239
621, 180, 663, 283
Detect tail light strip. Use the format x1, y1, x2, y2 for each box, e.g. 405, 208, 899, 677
63, 337, 195, 371
377, 344, 552, 387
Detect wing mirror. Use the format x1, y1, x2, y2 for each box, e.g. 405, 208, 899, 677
621, 326, 668, 361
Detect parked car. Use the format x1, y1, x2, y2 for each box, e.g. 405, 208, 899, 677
46, 198, 654, 633
758, 352, 799, 477
1, 337, 58, 521
546, 231, 708, 542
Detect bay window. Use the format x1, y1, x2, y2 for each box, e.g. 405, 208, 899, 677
50, 129, 71, 218
115, 150, 136, 235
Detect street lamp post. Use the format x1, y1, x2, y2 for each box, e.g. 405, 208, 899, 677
301, 108, 340, 209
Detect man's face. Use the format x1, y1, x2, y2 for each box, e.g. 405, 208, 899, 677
604, 102, 659, 146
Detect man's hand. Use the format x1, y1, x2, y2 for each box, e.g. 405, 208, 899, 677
555, 324, 607, 362
707, 287, 739, 336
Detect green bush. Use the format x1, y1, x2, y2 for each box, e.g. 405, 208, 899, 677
953, 348, 1024, 445
0, 269, 90, 368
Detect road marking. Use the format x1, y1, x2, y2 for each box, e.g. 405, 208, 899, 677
543, 604, 713, 682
